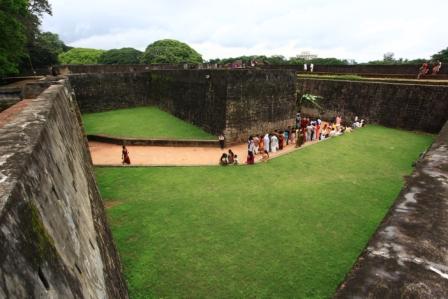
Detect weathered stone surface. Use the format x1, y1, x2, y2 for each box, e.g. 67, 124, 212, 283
298, 78, 448, 133
334, 121, 448, 298
0, 80, 128, 298
70, 69, 297, 143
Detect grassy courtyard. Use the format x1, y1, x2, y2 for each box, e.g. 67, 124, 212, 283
82, 106, 215, 139
95, 126, 433, 298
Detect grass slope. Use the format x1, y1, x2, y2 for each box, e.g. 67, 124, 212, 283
96, 126, 433, 298
82, 106, 215, 140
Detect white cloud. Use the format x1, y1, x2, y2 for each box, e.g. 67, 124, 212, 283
42, 0, 448, 62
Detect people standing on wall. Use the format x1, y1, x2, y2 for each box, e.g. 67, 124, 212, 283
304, 63, 308, 72
310, 63, 314, 72
122, 145, 131, 165
218, 133, 225, 149
417, 62, 429, 79
433, 61, 442, 75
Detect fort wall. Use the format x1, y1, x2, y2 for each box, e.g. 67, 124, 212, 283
0, 80, 128, 298
69, 69, 297, 142
297, 78, 448, 133
55, 63, 448, 76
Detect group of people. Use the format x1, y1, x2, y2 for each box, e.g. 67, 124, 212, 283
304, 63, 314, 72
219, 113, 366, 166
219, 149, 240, 166
417, 61, 442, 79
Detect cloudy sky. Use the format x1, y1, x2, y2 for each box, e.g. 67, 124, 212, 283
42, 0, 447, 62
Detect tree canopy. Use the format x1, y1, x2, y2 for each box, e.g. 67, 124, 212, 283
141, 39, 203, 64
0, 0, 28, 76
431, 47, 448, 63
98, 48, 143, 64
23, 31, 69, 69
58, 48, 106, 65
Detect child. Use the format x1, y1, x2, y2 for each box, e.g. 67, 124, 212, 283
219, 153, 228, 166
233, 154, 239, 165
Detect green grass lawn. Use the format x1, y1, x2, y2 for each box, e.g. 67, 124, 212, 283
95, 126, 433, 298
82, 106, 215, 139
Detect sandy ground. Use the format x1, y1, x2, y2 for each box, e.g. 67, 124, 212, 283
89, 139, 319, 166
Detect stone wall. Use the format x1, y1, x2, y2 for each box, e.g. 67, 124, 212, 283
54, 63, 220, 75
69, 69, 297, 142
56, 64, 448, 76
297, 78, 448, 133
334, 120, 448, 298
0, 80, 128, 298
69, 72, 151, 113
224, 70, 296, 143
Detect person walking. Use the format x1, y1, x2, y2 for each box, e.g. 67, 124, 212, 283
122, 145, 131, 165
263, 133, 270, 153
218, 133, 225, 149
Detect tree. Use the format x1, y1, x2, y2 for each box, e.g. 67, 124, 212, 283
0, 0, 28, 76
383, 52, 395, 62
58, 48, 106, 64
141, 39, 203, 64
431, 47, 448, 63
265, 55, 287, 65
308, 57, 350, 65
22, 32, 69, 69
98, 48, 143, 64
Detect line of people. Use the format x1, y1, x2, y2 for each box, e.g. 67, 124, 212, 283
219, 113, 366, 166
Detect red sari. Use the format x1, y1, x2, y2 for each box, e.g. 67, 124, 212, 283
278, 134, 284, 150
122, 148, 131, 164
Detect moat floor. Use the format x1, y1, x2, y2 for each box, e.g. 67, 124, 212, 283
89, 140, 317, 166
95, 126, 433, 298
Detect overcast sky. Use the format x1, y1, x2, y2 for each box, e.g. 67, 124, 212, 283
42, 0, 447, 62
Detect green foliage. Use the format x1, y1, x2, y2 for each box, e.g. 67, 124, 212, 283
141, 39, 203, 64
98, 48, 143, 64
210, 55, 352, 65
367, 52, 427, 65
25, 32, 68, 68
58, 48, 106, 65
82, 106, 215, 139
298, 93, 323, 110
0, 0, 28, 76
309, 57, 350, 65
431, 47, 448, 63
96, 126, 433, 298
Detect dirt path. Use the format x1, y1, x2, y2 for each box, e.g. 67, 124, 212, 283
89, 140, 319, 166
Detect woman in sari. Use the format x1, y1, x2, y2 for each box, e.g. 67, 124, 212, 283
122, 145, 131, 165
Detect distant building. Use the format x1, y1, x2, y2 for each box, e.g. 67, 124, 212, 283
296, 51, 318, 61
